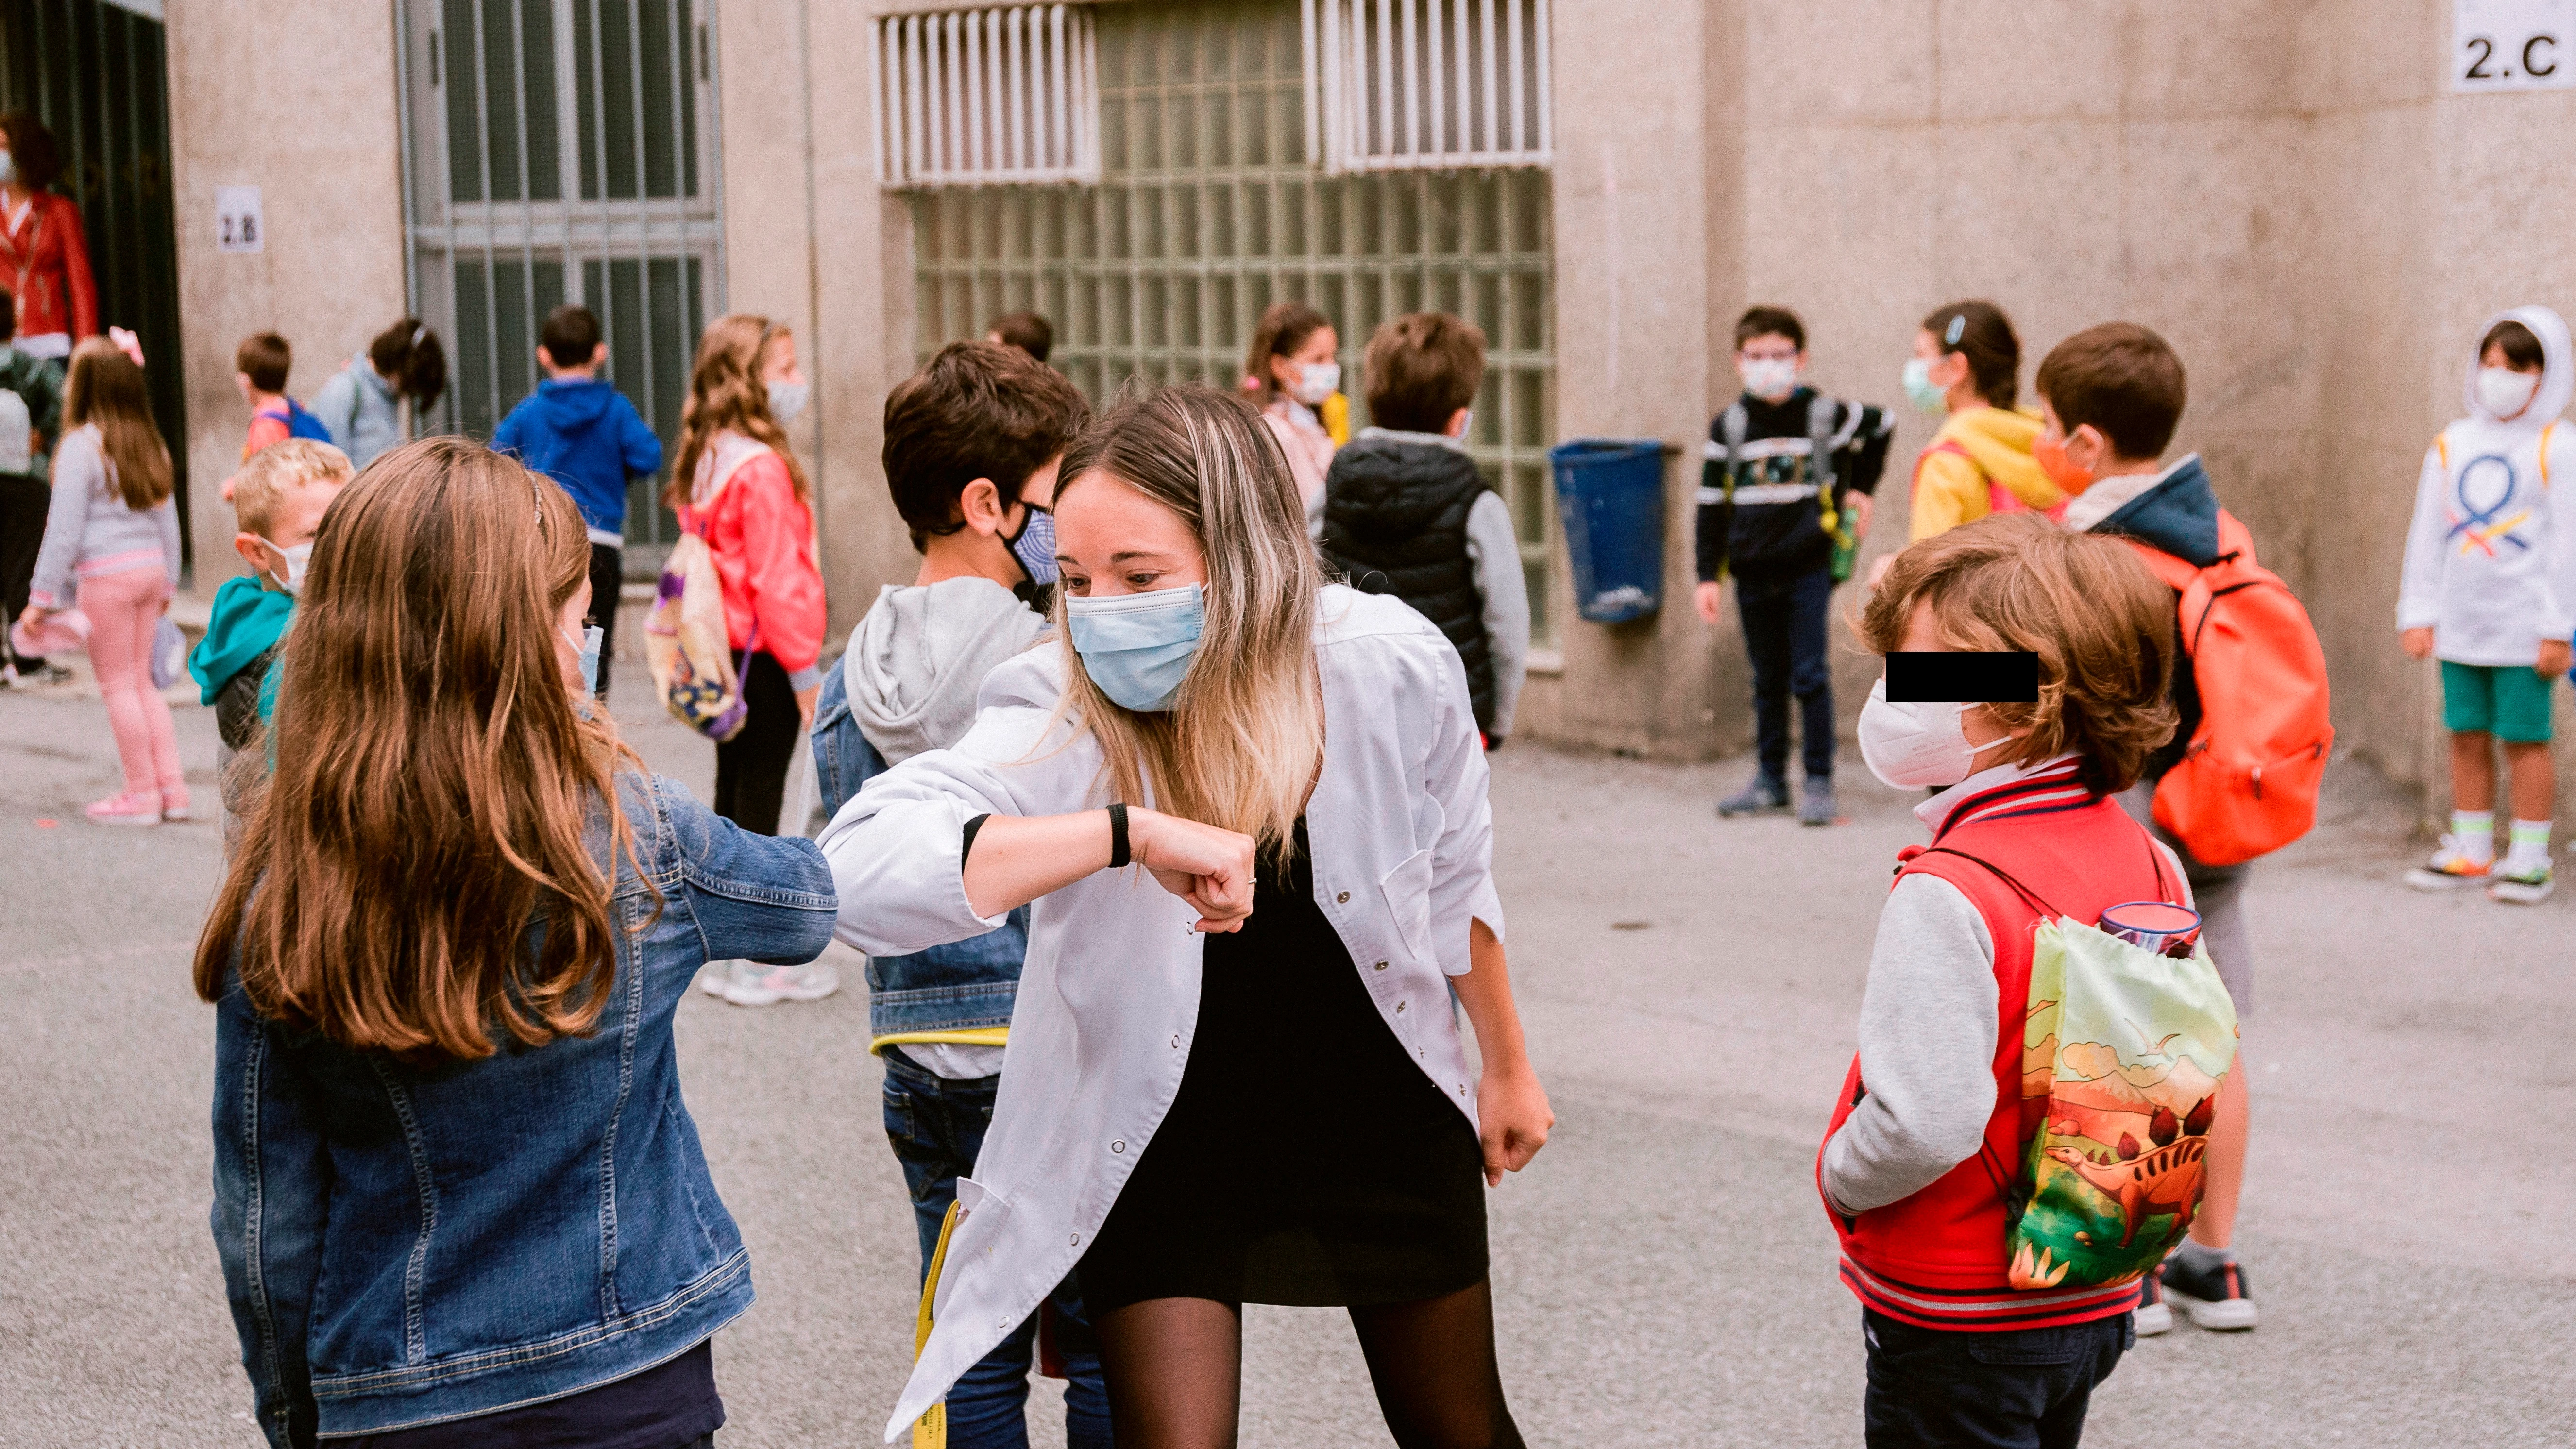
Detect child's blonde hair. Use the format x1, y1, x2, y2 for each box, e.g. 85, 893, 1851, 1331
1858, 513, 2180, 796
231, 438, 354, 538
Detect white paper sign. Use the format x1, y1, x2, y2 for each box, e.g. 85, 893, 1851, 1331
2455, 0, 2576, 91
215, 185, 263, 253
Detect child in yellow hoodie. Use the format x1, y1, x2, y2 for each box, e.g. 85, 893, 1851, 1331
1899, 300, 2062, 540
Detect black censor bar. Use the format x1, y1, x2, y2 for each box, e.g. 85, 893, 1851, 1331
1884, 651, 2039, 704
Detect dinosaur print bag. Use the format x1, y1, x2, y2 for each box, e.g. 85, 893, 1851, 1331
2010, 913, 2239, 1291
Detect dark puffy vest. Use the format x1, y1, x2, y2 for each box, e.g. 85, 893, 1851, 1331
1319, 436, 1497, 732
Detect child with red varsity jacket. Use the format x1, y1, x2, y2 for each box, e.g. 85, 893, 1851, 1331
1821, 512, 2187, 1448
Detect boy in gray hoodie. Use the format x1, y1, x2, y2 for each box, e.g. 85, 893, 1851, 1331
807, 341, 1105, 1449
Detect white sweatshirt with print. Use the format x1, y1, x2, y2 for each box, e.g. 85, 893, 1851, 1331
2397, 304, 2576, 665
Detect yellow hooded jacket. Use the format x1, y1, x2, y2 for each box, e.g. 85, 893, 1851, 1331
1907, 405, 2063, 541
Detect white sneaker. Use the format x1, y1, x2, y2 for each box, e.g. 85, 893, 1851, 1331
720, 960, 841, 1007
697, 962, 735, 997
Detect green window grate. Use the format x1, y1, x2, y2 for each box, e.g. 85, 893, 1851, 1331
908, 0, 1556, 643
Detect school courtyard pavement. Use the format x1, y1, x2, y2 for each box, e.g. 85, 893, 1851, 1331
3, 657, 2572, 1449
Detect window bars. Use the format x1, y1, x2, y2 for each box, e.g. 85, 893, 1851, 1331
396, 0, 723, 570
1304, 0, 1550, 173
873, 4, 1101, 188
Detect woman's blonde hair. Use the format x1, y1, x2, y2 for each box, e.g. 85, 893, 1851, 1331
193, 438, 646, 1061
1052, 384, 1323, 866
62, 336, 172, 511
668, 313, 809, 510
1858, 513, 2178, 796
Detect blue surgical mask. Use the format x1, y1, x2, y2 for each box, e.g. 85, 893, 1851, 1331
561, 623, 604, 695
1901, 356, 1949, 414
1064, 583, 1204, 713
1006, 502, 1058, 584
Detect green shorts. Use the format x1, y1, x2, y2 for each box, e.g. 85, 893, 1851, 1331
2440, 659, 2557, 743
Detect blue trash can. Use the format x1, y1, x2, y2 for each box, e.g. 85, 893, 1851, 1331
1549, 438, 1667, 624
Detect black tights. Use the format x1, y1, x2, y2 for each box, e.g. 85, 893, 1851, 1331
1092, 1282, 1524, 1449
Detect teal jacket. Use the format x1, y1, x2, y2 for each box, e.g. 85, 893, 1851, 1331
188, 574, 296, 751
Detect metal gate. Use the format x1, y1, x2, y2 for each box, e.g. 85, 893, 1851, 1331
0, 0, 187, 570
395, 0, 723, 573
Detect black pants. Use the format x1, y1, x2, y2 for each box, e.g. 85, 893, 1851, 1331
713, 650, 799, 835
0, 472, 50, 671
585, 541, 624, 703
1863, 1309, 2132, 1449
1736, 566, 1836, 782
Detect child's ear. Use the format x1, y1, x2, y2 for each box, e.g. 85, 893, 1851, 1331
590, 342, 610, 369
232, 532, 271, 575
958, 478, 1006, 536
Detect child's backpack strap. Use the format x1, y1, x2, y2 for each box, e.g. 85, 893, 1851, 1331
1718, 401, 1750, 502
1805, 392, 1841, 494
2542, 421, 2557, 488
1907, 844, 2065, 918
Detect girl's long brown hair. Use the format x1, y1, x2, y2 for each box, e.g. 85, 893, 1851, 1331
193, 438, 645, 1060
1240, 301, 1331, 409
61, 337, 172, 511
667, 313, 809, 510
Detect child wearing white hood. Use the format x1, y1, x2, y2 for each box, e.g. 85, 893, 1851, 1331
2398, 306, 2576, 902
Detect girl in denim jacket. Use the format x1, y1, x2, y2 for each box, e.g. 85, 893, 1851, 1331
193, 438, 838, 1448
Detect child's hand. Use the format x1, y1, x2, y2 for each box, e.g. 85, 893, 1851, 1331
2400, 627, 2434, 661
2541, 639, 2572, 681
1692, 579, 1723, 625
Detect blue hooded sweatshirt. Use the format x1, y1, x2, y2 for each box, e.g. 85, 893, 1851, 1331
491, 378, 664, 541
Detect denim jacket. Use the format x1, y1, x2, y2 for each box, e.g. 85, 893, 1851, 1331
209, 773, 838, 1447
812, 660, 1025, 1053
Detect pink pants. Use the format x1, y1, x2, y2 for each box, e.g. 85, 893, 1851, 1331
78, 569, 185, 801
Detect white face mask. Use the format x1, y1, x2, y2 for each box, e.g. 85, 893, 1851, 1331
0, 150, 15, 186
2476, 365, 2541, 420
1856, 677, 2024, 790
766, 377, 810, 423
1737, 355, 1797, 401
1288, 360, 1340, 407
259, 537, 313, 594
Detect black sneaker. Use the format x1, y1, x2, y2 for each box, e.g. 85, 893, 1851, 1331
1717, 774, 1790, 818
2161, 1252, 2257, 1331
2134, 1261, 2173, 1336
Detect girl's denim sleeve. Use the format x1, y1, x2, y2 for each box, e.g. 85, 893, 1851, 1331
658, 775, 840, 968
210, 979, 330, 1449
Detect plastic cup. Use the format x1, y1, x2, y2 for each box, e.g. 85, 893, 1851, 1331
2098, 900, 2202, 959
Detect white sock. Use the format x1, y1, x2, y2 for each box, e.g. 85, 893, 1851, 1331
2505, 820, 2553, 874
2451, 811, 2495, 864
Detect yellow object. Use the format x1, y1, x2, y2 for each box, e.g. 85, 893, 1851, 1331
1321, 391, 1351, 446
870, 1027, 1010, 1057
912, 1199, 964, 1449
1907, 405, 2059, 542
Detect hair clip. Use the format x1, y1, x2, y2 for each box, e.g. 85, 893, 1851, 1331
1944, 315, 1966, 348
108, 326, 147, 369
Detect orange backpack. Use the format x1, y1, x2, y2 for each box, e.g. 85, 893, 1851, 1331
2122, 510, 2333, 866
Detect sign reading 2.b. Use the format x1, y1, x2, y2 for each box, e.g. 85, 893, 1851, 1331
2456, 0, 2575, 91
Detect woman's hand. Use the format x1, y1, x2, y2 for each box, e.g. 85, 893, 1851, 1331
1476, 1060, 1553, 1187
1128, 807, 1257, 933
2401, 626, 2434, 661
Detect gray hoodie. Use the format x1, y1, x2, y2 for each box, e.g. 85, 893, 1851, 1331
311, 354, 402, 470
843, 576, 1051, 764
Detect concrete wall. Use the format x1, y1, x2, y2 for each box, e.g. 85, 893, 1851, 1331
164, 0, 407, 585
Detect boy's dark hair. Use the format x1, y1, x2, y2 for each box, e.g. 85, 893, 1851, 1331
541, 305, 603, 368
1734, 305, 1806, 352
988, 311, 1055, 363
370, 317, 449, 410
2482, 319, 2544, 371
1922, 299, 2022, 409
0, 113, 60, 192
1363, 312, 1485, 434
236, 332, 292, 393
882, 340, 1092, 551
2034, 322, 2188, 463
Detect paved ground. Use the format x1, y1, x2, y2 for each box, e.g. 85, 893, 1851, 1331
4, 654, 2574, 1448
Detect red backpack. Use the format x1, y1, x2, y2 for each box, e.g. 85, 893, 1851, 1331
2123, 510, 2332, 866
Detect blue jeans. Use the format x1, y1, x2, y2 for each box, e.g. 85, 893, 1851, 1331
1862, 1309, 2132, 1449
883, 1052, 1111, 1449
1736, 567, 1837, 781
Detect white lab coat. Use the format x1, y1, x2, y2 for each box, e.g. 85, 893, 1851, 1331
820, 586, 1507, 1442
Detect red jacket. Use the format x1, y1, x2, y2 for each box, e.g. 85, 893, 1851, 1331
677, 445, 828, 682
0, 192, 98, 342
1818, 761, 2169, 1331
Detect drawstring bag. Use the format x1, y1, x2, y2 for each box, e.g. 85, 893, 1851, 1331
1926, 843, 2240, 1292
646, 438, 771, 742
150, 616, 188, 691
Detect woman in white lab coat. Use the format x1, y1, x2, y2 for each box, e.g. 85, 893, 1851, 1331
823, 383, 1551, 1448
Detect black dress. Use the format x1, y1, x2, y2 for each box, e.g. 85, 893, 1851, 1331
1077, 820, 1489, 1314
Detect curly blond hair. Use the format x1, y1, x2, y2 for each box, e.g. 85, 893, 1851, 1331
1858, 513, 2179, 796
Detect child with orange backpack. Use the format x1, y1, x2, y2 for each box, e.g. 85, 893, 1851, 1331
2029, 321, 2334, 1338
2396, 308, 2574, 904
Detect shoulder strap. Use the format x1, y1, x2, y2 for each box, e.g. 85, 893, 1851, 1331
1909, 845, 2064, 918
1719, 403, 1749, 501
2542, 422, 2556, 489
1807, 393, 1840, 492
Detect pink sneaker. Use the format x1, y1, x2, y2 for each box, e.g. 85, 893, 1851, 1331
160, 790, 191, 823
84, 790, 164, 826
